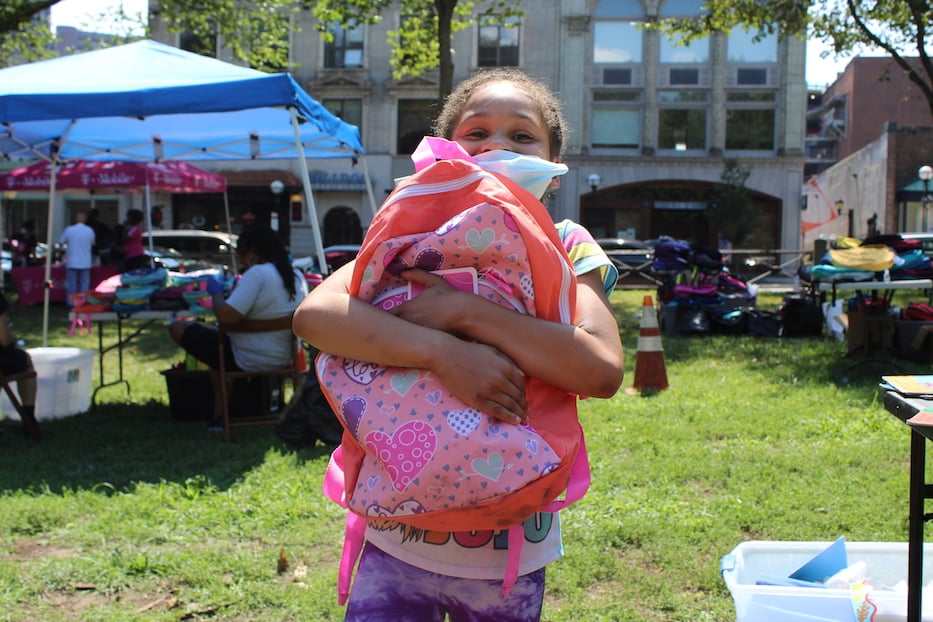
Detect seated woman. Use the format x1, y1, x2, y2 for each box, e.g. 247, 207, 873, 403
167, 224, 308, 426
0, 290, 39, 441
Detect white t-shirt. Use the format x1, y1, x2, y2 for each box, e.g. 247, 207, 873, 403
59, 223, 96, 269
224, 262, 308, 371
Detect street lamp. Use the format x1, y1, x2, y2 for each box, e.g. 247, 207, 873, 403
269, 179, 284, 232
587, 173, 601, 193
920, 165, 933, 232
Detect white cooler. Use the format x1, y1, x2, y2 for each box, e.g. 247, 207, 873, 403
722, 540, 933, 622
0, 347, 94, 421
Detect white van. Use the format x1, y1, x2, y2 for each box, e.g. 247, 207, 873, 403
145, 229, 238, 270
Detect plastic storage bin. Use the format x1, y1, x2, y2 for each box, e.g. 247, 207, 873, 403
721, 540, 933, 621
0, 347, 94, 421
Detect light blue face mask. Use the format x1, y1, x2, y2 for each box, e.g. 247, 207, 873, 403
472, 149, 569, 199
406, 137, 569, 199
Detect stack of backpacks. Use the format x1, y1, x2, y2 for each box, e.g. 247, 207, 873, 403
652, 237, 759, 335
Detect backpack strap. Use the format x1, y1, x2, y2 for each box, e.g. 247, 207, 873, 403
323, 446, 367, 605
501, 429, 589, 598
411, 136, 477, 171
324, 429, 591, 603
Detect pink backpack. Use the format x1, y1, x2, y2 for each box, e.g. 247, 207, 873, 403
318, 139, 590, 602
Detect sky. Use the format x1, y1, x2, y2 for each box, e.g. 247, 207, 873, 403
50, 0, 856, 88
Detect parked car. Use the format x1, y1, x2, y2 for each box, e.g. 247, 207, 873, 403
148, 247, 215, 273
144, 230, 237, 271
596, 238, 655, 271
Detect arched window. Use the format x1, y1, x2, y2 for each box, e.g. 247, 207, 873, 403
323, 206, 362, 246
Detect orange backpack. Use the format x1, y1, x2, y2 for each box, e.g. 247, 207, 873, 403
319, 152, 590, 602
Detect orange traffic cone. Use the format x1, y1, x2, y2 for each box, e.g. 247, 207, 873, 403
628, 295, 668, 395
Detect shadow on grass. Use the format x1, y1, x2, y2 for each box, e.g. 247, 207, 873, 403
0, 403, 334, 496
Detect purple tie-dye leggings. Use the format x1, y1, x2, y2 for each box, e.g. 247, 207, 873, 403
344, 542, 546, 622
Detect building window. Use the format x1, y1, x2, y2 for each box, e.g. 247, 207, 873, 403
593, 21, 642, 63
603, 68, 632, 85
727, 28, 778, 63
725, 109, 775, 150
397, 99, 439, 154
592, 91, 641, 149
659, 34, 709, 64
478, 16, 519, 67
592, 109, 641, 149
658, 0, 707, 16
658, 91, 708, 151
323, 99, 363, 134
325, 21, 364, 68
669, 68, 699, 85
726, 91, 776, 151
737, 68, 768, 85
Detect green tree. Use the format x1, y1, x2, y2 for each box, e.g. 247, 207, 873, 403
1, 0, 58, 65
313, 0, 522, 97
155, 1, 523, 96
1, 0, 145, 67
154, 0, 296, 72
707, 158, 756, 247
655, 0, 933, 121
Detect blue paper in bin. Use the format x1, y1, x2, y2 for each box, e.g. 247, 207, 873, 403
789, 536, 847, 583
721, 541, 933, 621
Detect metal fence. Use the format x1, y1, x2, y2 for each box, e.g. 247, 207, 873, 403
613, 249, 812, 289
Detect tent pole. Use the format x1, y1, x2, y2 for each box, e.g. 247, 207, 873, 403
42, 162, 58, 347
223, 191, 237, 274
289, 107, 329, 276
360, 156, 379, 220
144, 180, 154, 259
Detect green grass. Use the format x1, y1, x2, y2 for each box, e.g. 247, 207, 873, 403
0, 289, 928, 621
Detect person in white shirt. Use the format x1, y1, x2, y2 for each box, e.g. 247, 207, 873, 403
167, 224, 309, 424
58, 211, 96, 308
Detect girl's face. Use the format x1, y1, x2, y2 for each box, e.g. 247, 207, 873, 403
449, 81, 554, 161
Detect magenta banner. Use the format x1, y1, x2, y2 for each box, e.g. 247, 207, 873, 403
0, 160, 226, 193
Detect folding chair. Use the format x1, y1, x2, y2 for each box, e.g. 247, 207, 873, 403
217, 317, 306, 442
0, 369, 40, 441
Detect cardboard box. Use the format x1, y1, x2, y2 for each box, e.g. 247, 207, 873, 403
722, 540, 933, 621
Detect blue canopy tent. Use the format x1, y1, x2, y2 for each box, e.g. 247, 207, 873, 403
0, 40, 371, 344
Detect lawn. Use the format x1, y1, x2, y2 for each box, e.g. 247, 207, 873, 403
0, 287, 928, 621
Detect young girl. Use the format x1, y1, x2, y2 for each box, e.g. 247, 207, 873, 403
293, 68, 623, 622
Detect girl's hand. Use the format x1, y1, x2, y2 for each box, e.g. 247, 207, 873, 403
388, 269, 469, 333
431, 337, 528, 425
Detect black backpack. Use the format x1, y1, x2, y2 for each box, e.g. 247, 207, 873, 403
274, 376, 343, 449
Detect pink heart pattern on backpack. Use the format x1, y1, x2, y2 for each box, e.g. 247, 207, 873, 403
318, 200, 563, 521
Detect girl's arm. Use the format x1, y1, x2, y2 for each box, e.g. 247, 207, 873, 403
394, 268, 624, 398
293, 261, 529, 424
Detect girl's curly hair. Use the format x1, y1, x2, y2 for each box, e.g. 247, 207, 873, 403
432, 68, 569, 161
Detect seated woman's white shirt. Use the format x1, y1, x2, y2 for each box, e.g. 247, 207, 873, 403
225, 263, 307, 371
